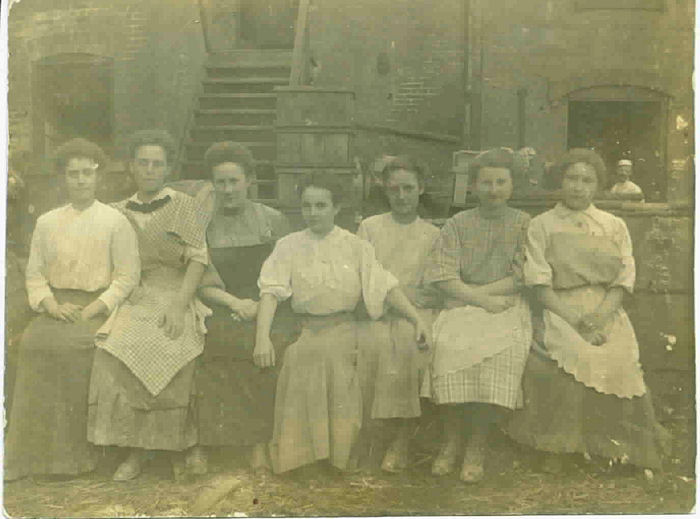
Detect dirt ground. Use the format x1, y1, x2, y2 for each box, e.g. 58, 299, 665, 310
4, 416, 695, 517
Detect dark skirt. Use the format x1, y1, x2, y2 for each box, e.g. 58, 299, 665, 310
196, 304, 298, 446
88, 350, 197, 451
506, 351, 671, 469
5, 289, 105, 479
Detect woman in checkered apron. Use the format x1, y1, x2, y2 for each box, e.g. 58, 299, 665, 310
88, 130, 210, 481
422, 148, 532, 483
255, 174, 430, 474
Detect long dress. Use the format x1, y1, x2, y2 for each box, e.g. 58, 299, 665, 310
506, 203, 669, 469
196, 200, 298, 446
258, 226, 399, 473
88, 188, 210, 451
421, 206, 532, 410
356, 213, 440, 419
5, 201, 140, 479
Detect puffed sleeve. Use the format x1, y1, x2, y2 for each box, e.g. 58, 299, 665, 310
356, 219, 370, 242
358, 238, 399, 320
510, 213, 531, 289
97, 215, 141, 313
258, 237, 293, 302
423, 217, 461, 285
610, 216, 636, 293
199, 260, 226, 290
183, 245, 209, 266
523, 215, 552, 287
25, 218, 53, 312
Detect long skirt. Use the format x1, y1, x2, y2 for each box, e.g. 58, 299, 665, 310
269, 313, 362, 474
5, 289, 104, 479
357, 309, 435, 420
506, 351, 671, 469
195, 304, 298, 446
88, 350, 197, 451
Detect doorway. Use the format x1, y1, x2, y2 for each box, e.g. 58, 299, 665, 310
239, 0, 299, 49
32, 53, 114, 158
567, 87, 667, 201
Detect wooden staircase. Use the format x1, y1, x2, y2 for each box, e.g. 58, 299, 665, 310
180, 50, 291, 203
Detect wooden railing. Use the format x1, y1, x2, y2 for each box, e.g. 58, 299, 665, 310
289, 0, 311, 86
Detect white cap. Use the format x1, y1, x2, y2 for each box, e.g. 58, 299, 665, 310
618, 159, 632, 166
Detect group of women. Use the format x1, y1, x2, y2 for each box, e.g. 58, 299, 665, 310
5, 132, 669, 485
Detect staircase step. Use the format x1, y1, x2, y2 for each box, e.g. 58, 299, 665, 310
185, 140, 275, 161
206, 65, 290, 79
194, 109, 277, 126
203, 77, 288, 94
190, 125, 275, 142
207, 50, 293, 67
199, 94, 277, 110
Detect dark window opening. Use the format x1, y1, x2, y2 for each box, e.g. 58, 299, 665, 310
32, 53, 114, 160
567, 99, 667, 201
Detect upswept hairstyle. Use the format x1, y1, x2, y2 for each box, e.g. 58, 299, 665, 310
552, 148, 607, 187
297, 173, 345, 207
380, 155, 427, 186
203, 141, 256, 178
54, 138, 107, 173
127, 129, 176, 165
468, 147, 515, 182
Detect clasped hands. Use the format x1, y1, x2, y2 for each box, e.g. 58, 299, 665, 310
576, 311, 610, 346
43, 297, 106, 322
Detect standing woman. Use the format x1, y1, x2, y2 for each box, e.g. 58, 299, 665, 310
256, 174, 430, 474
191, 142, 293, 473
5, 138, 140, 480
88, 129, 210, 481
422, 148, 532, 483
356, 156, 440, 472
507, 148, 669, 474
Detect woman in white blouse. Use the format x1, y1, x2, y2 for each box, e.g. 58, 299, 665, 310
255, 174, 430, 474
5, 138, 140, 481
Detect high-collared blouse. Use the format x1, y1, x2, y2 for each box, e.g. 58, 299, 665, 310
25, 200, 140, 312
357, 213, 440, 308
524, 203, 635, 293
258, 226, 399, 318
424, 206, 530, 288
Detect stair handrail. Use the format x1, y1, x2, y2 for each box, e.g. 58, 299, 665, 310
289, 0, 311, 86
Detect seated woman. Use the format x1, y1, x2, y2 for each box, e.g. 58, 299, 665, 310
422, 148, 532, 483
507, 148, 669, 474
88, 130, 210, 481
5, 138, 140, 480
191, 142, 294, 473
255, 174, 430, 474
355, 156, 440, 473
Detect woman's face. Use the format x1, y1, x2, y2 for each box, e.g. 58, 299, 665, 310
301, 186, 339, 235
131, 145, 168, 195
562, 162, 598, 210
384, 168, 423, 218
474, 166, 513, 209
212, 162, 252, 210
65, 156, 98, 206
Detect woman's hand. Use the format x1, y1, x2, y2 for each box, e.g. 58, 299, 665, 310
231, 299, 258, 322
81, 300, 108, 321
159, 300, 187, 339
476, 294, 515, 314
42, 297, 83, 322
577, 313, 610, 346
253, 336, 275, 368
412, 316, 431, 351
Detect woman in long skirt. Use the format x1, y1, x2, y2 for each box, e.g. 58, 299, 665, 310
88, 130, 209, 481
422, 148, 532, 483
5, 138, 140, 480
356, 156, 440, 472
506, 148, 670, 474
190, 141, 295, 473
255, 174, 430, 474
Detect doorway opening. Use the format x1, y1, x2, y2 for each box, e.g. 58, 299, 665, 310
32, 53, 114, 159
239, 0, 299, 49
567, 86, 667, 201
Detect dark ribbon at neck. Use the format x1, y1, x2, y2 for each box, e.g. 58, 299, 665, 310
126, 195, 172, 214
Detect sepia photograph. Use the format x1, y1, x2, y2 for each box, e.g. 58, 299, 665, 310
2, 0, 696, 516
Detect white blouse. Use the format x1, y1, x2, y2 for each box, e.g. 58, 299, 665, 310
258, 226, 399, 318
25, 201, 140, 312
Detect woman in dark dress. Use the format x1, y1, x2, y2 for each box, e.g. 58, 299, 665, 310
191, 142, 294, 473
